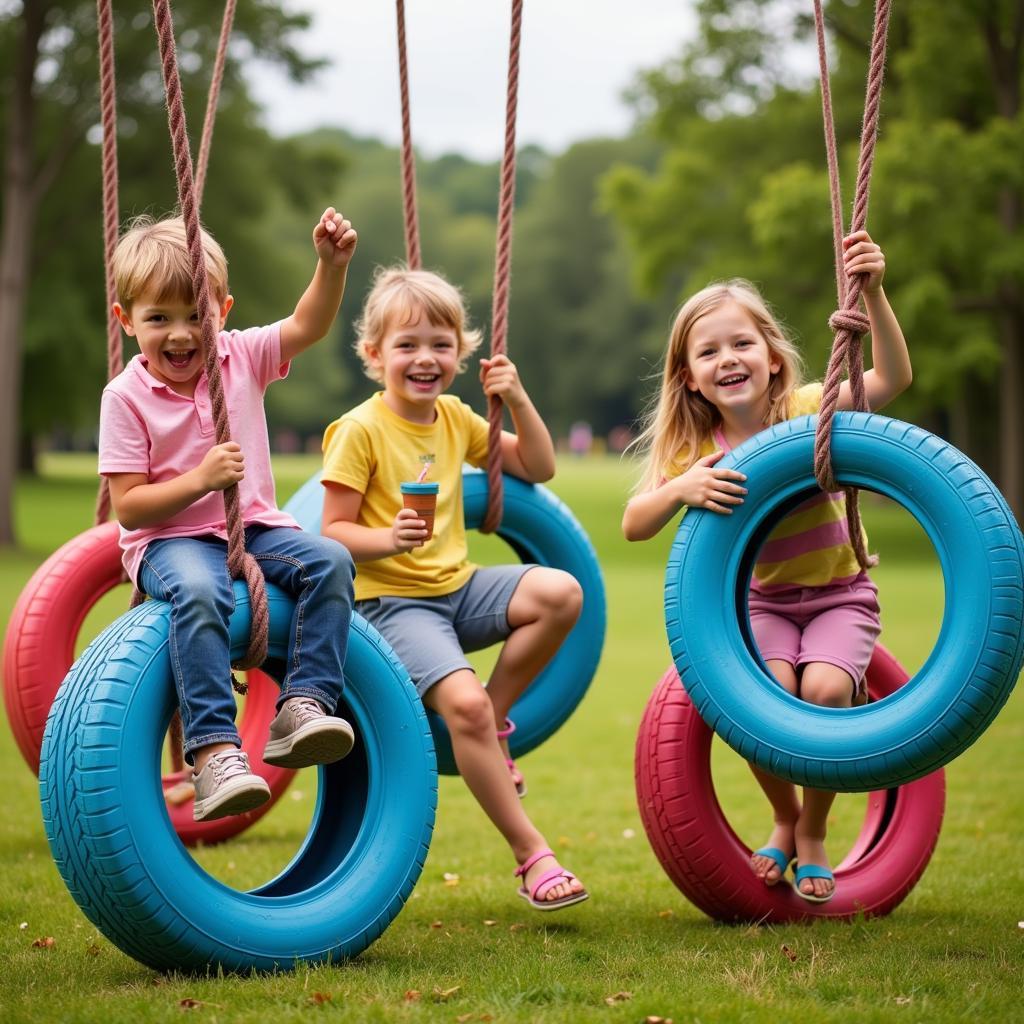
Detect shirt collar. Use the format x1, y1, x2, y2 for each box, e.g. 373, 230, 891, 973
128, 344, 228, 392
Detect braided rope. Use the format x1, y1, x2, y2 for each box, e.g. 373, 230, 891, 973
811, 0, 892, 571
151, 0, 268, 674
94, 0, 121, 526
481, 0, 524, 534
395, 0, 421, 270
194, 0, 236, 206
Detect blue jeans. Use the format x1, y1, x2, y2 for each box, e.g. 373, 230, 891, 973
139, 526, 354, 763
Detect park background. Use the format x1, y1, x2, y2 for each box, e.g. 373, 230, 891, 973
1, 1, 1022, 1021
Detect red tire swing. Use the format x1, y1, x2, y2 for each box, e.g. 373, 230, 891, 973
636, 648, 945, 923
0, 1, 292, 845
2, 523, 294, 846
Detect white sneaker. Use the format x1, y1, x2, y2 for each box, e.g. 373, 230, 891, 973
262, 697, 355, 769
191, 749, 271, 822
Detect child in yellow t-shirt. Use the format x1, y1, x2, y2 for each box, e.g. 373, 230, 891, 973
321, 267, 588, 912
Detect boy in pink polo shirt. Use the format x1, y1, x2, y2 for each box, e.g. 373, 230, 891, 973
99, 209, 358, 821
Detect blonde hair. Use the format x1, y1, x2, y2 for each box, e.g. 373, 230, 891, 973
631, 279, 805, 493
112, 215, 229, 309
354, 265, 483, 382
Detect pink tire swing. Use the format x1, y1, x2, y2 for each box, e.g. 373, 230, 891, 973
635, 646, 945, 923
2, 520, 295, 846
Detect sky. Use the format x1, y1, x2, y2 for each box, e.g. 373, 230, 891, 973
247, 1, 695, 161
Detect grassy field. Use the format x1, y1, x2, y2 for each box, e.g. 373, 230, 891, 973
1, 454, 1021, 1023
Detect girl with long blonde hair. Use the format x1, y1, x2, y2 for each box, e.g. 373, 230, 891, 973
623, 232, 912, 903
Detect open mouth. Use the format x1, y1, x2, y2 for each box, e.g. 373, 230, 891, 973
717, 373, 749, 389
408, 372, 440, 389
164, 349, 197, 370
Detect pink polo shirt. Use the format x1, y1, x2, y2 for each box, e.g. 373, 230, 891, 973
98, 321, 299, 583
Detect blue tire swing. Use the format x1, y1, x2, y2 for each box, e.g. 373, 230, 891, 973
285, 470, 606, 775
664, 412, 1024, 791
41, 0, 434, 973
326, 0, 604, 776
42, 585, 435, 972
664, 0, 1024, 794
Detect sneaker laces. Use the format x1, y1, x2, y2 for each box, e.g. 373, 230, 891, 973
205, 749, 251, 782
286, 697, 327, 725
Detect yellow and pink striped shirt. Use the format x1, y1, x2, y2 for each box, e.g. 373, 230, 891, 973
669, 383, 867, 592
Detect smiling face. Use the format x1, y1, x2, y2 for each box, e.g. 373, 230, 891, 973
368, 304, 460, 423
115, 284, 232, 396
683, 300, 782, 423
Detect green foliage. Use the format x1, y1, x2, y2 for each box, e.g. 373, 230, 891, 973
603, 0, 1024, 467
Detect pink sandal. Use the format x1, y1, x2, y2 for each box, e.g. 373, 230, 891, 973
496, 717, 527, 798
514, 848, 589, 911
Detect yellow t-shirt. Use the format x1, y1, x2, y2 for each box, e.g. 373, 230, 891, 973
321, 393, 489, 600
666, 383, 866, 590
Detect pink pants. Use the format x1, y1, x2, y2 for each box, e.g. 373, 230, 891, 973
748, 573, 881, 703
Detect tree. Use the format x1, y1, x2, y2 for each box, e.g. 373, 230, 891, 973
604, 0, 1024, 516
0, 0, 323, 546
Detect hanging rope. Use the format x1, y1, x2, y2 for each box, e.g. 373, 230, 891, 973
94, 0, 236, 525
151, 0, 269, 674
194, 0, 236, 206
393, 0, 524, 533
94, 0, 121, 526
395, 0, 421, 269
811, 0, 892, 572
481, 0, 524, 534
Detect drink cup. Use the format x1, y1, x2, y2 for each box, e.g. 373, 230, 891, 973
400, 481, 439, 540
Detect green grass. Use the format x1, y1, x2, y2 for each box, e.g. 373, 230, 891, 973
1, 455, 1021, 1022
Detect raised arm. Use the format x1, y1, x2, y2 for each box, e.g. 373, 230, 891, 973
481, 354, 556, 483
836, 231, 912, 413
279, 208, 358, 362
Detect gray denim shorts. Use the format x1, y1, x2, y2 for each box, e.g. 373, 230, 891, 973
355, 564, 536, 696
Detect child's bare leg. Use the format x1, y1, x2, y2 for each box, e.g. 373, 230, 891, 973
424, 668, 584, 903
793, 661, 854, 899
749, 658, 800, 884
486, 567, 582, 747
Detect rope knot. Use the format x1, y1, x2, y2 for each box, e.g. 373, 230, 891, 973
828, 308, 870, 336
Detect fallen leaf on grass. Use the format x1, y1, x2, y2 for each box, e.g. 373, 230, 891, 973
179, 998, 222, 1010
443, 872, 460, 887
403, 990, 421, 1002
432, 984, 461, 1002
603, 991, 632, 1005
622, 828, 636, 839
508, 923, 527, 933
482, 919, 497, 927
781, 944, 798, 962
430, 920, 444, 929
308, 992, 332, 1005
19, 922, 28, 930
644, 1017, 673, 1024
31, 937, 55, 949
895, 996, 913, 1006
86, 943, 101, 956
658, 909, 674, 919
558, 835, 572, 848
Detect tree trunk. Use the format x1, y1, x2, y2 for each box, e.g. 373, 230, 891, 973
0, 1, 48, 547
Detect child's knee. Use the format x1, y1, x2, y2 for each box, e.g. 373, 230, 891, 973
800, 663, 854, 707
529, 568, 583, 624
440, 683, 493, 737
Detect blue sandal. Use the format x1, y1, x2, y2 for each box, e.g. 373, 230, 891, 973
793, 863, 835, 903
751, 846, 794, 885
